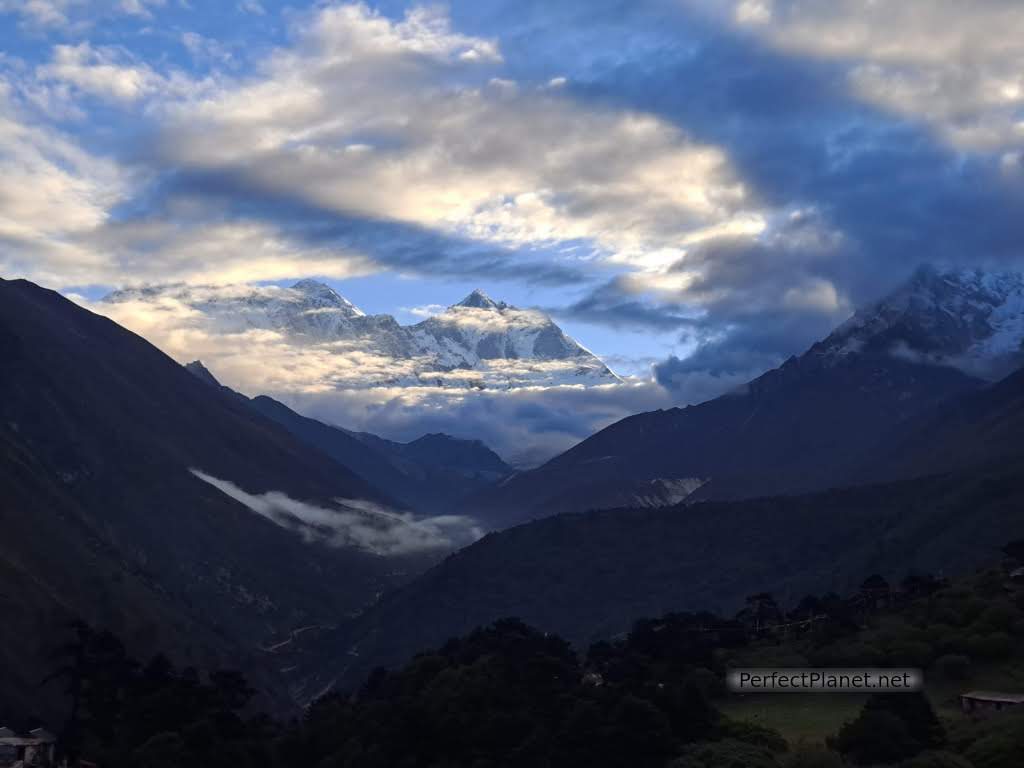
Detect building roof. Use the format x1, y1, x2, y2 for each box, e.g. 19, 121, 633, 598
0, 736, 43, 746
0, 726, 57, 746
961, 691, 1024, 704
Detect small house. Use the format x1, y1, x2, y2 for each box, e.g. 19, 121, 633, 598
0, 727, 57, 767
960, 690, 1024, 716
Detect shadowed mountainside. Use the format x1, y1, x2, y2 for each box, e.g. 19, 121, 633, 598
0, 278, 427, 720
304, 466, 1024, 696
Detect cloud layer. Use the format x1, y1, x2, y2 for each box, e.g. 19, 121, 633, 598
87, 285, 661, 465
191, 469, 484, 555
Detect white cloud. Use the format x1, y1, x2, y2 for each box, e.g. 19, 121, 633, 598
38, 42, 214, 104
237, 0, 265, 15
181, 32, 233, 65
152, 2, 761, 280
401, 303, 447, 319
0, 0, 165, 29
80, 218, 379, 286
118, 0, 163, 17
0, 69, 373, 288
190, 469, 484, 555
0, 78, 130, 285
0, 0, 79, 28
735, 0, 771, 24
3, 1, 776, 309
716, 0, 1024, 151
39, 43, 162, 102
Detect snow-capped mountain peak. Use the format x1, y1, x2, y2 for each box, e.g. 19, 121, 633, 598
454, 289, 507, 311
101, 282, 618, 390
816, 265, 1024, 379
290, 279, 366, 318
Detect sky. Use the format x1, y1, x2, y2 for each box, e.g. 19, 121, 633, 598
2, 0, 1024, 463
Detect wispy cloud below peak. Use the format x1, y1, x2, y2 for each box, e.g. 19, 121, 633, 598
190, 469, 484, 556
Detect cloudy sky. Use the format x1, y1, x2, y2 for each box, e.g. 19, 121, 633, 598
3, 0, 1024, 463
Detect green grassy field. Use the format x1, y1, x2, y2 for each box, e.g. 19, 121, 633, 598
721, 658, 1024, 745
721, 692, 865, 745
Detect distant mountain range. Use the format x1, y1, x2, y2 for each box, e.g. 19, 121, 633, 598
106, 281, 619, 389
7, 265, 1024, 720
472, 266, 1024, 526
184, 362, 513, 515
301, 347, 1024, 694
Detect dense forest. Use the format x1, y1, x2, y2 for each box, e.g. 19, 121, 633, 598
308, 468, 1024, 692
20, 543, 1024, 768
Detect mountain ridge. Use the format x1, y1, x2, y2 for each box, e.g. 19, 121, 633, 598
303, 464, 1024, 697
104, 281, 619, 389
469, 266, 1024, 526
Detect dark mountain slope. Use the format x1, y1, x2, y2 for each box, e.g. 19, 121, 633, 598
401, 432, 510, 475
309, 468, 1024, 694
471, 267, 1021, 527
247, 395, 511, 514
0, 278, 413, 718
0, 279, 384, 503
474, 353, 979, 527
864, 365, 1024, 482
244, 395, 413, 504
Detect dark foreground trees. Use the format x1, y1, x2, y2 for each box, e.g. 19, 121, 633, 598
50, 617, 778, 768
47, 622, 272, 768
46, 549, 1024, 767
281, 617, 749, 768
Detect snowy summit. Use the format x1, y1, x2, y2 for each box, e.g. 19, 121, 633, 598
104, 282, 619, 390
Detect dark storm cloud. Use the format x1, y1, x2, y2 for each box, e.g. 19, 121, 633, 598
562, 6, 1024, 288
560, 277, 698, 332
651, 308, 832, 404
485, 1, 1024, 401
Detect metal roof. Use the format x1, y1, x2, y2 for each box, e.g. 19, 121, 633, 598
961, 691, 1024, 704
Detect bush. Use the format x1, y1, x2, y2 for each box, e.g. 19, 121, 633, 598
889, 640, 936, 667
671, 738, 779, 768
958, 710, 1024, 768
966, 632, 1013, 660
945, 710, 1023, 755
926, 623, 967, 655
964, 731, 1024, 768
832, 709, 921, 765
783, 744, 844, 767
974, 603, 1019, 634
689, 667, 726, 699
717, 719, 788, 752
831, 693, 945, 765
132, 732, 190, 768
936, 654, 972, 681
902, 751, 975, 768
